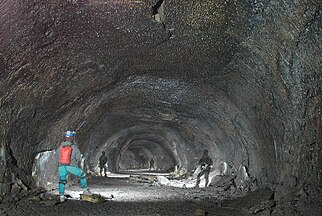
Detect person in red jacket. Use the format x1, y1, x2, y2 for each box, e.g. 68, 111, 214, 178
55, 130, 91, 203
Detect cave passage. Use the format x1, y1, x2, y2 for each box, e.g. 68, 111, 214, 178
0, 0, 321, 216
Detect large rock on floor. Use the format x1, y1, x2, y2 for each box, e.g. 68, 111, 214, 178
209, 175, 236, 190
80, 193, 113, 203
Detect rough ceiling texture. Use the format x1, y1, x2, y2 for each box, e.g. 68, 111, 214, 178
0, 0, 321, 213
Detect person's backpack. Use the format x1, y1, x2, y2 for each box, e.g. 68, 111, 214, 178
59, 145, 73, 165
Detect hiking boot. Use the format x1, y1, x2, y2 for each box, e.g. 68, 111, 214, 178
83, 188, 92, 195
60, 195, 65, 203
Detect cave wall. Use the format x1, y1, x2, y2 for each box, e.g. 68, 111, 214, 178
218, 1, 321, 206
0, 0, 320, 210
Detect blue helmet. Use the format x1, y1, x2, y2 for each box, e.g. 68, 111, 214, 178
65, 130, 76, 137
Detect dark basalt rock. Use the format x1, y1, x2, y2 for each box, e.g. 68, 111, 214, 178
0, 0, 320, 214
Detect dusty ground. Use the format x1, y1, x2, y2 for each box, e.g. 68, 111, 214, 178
0, 176, 320, 216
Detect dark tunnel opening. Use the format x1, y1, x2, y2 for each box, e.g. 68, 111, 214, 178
117, 140, 177, 172
0, 0, 321, 215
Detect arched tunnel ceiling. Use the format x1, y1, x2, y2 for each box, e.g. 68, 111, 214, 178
83, 76, 256, 173
0, 0, 321, 205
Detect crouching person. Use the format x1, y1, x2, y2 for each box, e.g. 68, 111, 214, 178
55, 130, 91, 202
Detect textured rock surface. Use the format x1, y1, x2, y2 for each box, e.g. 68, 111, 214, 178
0, 0, 321, 214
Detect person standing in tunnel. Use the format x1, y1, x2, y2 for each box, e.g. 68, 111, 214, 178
149, 158, 155, 170
99, 151, 108, 177
195, 149, 213, 188
55, 130, 91, 203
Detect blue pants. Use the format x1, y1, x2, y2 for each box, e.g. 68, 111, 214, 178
58, 165, 87, 195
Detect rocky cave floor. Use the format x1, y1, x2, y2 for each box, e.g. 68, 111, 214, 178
0, 175, 321, 216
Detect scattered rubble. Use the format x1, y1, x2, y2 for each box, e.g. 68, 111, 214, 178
0, 176, 283, 216
128, 162, 261, 193
194, 208, 207, 216
209, 175, 236, 191
26, 189, 60, 206
80, 193, 113, 203
129, 175, 157, 184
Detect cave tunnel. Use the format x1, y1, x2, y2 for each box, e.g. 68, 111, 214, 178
0, 0, 321, 215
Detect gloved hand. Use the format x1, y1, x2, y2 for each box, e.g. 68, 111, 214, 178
201, 164, 209, 170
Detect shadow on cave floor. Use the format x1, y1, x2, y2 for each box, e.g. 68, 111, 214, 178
0, 176, 280, 216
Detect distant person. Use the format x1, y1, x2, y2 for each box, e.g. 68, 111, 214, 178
195, 149, 213, 188
139, 155, 145, 168
55, 130, 91, 203
99, 151, 108, 177
149, 158, 155, 170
